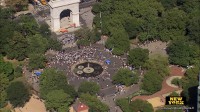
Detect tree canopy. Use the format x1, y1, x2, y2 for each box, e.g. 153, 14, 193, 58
181, 66, 199, 109
75, 27, 101, 46
167, 40, 200, 67
78, 81, 100, 96
80, 93, 109, 112
142, 70, 163, 93
39, 68, 77, 100
28, 53, 46, 70
116, 98, 154, 112
105, 28, 130, 55
112, 68, 139, 86
0, 8, 61, 63
128, 48, 149, 68
142, 56, 169, 93
45, 90, 73, 112
6, 31, 28, 61
0, 57, 14, 81
144, 55, 169, 78
6, 81, 30, 107
27, 34, 49, 55
0, 56, 15, 108
92, 0, 199, 45
5, 0, 28, 12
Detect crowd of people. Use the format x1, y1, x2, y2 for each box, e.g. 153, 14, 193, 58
47, 44, 129, 96
58, 33, 76, 45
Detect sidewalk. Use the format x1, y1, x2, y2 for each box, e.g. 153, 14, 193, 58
99, 84, 140, 112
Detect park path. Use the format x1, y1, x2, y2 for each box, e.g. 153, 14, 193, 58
131, 65, 185, 104
99, 84, 140, 112
14, 4, 34, 16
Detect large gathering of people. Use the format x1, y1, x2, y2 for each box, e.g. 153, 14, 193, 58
48, 44, 129, 96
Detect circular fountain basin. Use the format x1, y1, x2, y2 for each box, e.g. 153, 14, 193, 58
73, 62, 103, 77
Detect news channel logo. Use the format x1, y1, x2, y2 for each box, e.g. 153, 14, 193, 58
165, 96, 186, 105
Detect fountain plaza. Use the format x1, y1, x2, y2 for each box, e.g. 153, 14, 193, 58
47, 44, 127, 96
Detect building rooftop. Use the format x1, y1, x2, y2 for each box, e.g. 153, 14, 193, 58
73, 102, 89, 112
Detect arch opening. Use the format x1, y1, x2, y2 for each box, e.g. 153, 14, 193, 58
60, 9, 72, 28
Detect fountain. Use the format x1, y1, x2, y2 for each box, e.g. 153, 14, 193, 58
74, 62, 103, 77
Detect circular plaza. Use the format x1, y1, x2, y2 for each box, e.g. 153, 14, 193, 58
48, 44, 127, 96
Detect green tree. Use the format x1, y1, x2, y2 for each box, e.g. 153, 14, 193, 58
179, 0, 200, 13
0, 56, 14, 81
92, 3, 101, 14
187, 9, 200, 44
5, 0, 28, 11
105, 28, 130, 55
80, 93, 109, 112
27, 34, 48, 55
39, 23, 51, 38
0, 8, 14, 20
75, 27, 101, 46
6, 81, 30, 107
0, 74, 9, 108
94, 0, 165, 42
142, 70, 163, 93
142, 55, 169, 93
113, 68, 138, 86
116, 98, 131, 112
167, 40, 200, 67
78, 81, 100, 96
47, 38, 62, 51
128, 48, 149, 68
17, 15, 38, 36
181, 66, 199, 108
14, 65, 22, 78
144, 55, 169, 78
45, 90, 73, 112
0, 73, 9, 93
0, 8, 15, 54
6, 31, 28, 61
116, 98, 154, 112
40, 68, 77, 100
160, 0, 177, 9
123, 17, 143, 39
28, 53, 46, 70
159, 8, 188, 41
77, 39, 90, 46
0, 90, 7, 108
130, 99, 154, 112
171, 78, 182, 87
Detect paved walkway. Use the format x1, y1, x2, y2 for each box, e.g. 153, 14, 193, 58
166, 76, 182, 88
139, 40, 168, 58
131, 65, 185, 107
14, 4, 34, 16
99, 84, 140, 112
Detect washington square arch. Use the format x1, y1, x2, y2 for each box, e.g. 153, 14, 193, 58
48, 0, 80, 31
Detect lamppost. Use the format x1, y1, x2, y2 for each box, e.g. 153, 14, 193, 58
100, 11, 102, 33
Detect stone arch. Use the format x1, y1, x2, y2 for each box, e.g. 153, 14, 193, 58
60, 9, 72, 28
60, 9, 71, 20
49, 0, 80, 31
